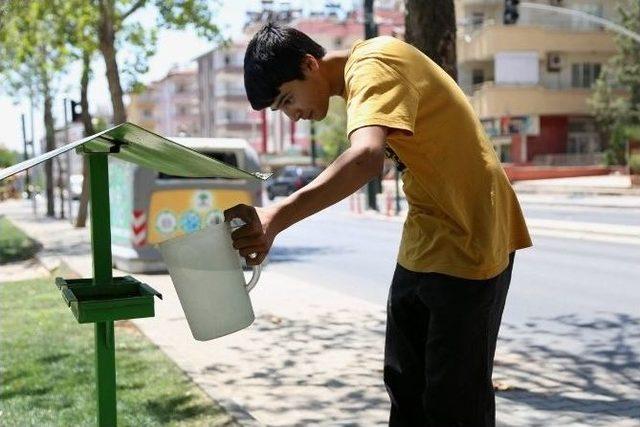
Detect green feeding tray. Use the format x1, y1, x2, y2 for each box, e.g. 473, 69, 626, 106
55, 276, 162, 324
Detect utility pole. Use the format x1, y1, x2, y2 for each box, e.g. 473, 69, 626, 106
57, 156, 65, 219
21, 114, 31, 199
64, 98, 73, 222
310, 121, 317, 167
363, 0, 381, 210
29, 93, 37, 216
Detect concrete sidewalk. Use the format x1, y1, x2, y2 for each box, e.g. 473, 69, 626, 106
1, 199, 638, 426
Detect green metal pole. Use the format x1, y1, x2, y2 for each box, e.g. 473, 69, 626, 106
88, 153, 117, 427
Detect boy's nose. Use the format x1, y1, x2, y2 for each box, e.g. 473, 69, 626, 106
284, 108, 302, 122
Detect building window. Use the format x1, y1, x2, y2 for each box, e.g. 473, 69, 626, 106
334, 37, 342, 48
472, 69, 485, 86
471, 12, 484, 29
143, 109, 152, 118
224, 55, 231, 66
571, 63, 601, 88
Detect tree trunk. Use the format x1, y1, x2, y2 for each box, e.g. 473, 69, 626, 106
632, 83, 640, 126
75, 51, 95, 228
43, 82, 56, 217
98, 0, 127, 124
404, 0, 458, 81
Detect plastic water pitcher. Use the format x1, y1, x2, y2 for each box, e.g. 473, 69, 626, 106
157, 220, 261, 340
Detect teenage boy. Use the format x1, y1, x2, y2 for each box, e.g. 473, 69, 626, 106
224, 23, 531, 426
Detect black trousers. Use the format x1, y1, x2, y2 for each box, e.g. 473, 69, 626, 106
384, 253, 515, 427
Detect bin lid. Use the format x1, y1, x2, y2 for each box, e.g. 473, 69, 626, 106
0, 122, 271, 181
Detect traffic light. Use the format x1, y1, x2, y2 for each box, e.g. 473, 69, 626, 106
70, 100, 82, 122
504, 0, 520, 25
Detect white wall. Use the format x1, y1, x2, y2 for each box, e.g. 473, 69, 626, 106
495, 52, 540, 85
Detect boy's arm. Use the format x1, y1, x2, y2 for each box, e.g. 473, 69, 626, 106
224, 125, 387, 265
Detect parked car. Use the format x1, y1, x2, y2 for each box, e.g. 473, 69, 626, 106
266, 165, 323, 200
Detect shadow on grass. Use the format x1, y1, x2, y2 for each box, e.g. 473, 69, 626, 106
38, 352, 71, 364
0, 238, 42, 264
0, 386, 53, 400
144, 395, 212, 423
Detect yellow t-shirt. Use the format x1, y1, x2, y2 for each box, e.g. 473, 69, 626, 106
344, 36, 532, 280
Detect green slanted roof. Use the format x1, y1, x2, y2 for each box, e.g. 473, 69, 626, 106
0, 122, 271, 181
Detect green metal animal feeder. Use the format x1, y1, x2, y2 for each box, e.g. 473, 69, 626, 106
0, 122, 270, 426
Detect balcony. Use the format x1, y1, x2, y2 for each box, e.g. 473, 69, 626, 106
469, 82, 594, 119
215, 87, 247, 100
458, 24, 616, 63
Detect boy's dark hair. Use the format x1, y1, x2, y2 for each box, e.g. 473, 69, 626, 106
244, 23, 326, 110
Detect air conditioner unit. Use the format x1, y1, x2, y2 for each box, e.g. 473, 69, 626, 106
547, 52, 562, 72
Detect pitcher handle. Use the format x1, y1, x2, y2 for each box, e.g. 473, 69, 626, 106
229, 217, 262, 293
246, 263, 261, 292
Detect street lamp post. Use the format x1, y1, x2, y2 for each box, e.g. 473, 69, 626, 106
21, 114, 31, 199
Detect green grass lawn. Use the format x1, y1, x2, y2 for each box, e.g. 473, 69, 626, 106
0, 217, 41, 264
0, 277, 238, 426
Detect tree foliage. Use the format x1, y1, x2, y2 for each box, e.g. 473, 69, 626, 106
0, 0, 77, 216
588, 0, 640, 164
0, 146, 18, 168
88, 0, 223, 124
0, 1, 73, 104
317, 97, 348, 164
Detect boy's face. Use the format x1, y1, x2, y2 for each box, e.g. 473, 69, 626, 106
270, 55, 330, 122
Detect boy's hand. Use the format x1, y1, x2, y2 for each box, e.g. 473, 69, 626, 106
224, 204, 277, 266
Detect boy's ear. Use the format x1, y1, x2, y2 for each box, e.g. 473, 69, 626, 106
301, 54, 320, 75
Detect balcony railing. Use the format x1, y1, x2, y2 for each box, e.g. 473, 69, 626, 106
458, 5, 611, 37
216, 87, 246, 97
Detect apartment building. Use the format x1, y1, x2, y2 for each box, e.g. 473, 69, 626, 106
196, 2, 403, 156
196, 41, 259, 141
455, 0, 618, 165
127, 67, 200, 137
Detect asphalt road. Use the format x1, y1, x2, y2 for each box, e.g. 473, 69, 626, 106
263, 199, 640, 331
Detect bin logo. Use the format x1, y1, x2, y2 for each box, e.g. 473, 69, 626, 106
156, 210, 177, 235
180, 210, 201, 234
205, 210, 224, 226
193, 191, 213, 210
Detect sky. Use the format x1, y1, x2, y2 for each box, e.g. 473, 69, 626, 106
0, 0, 358, 153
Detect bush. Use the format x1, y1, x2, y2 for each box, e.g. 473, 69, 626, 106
629, 154, 640, 175
0, 217, 41, 263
